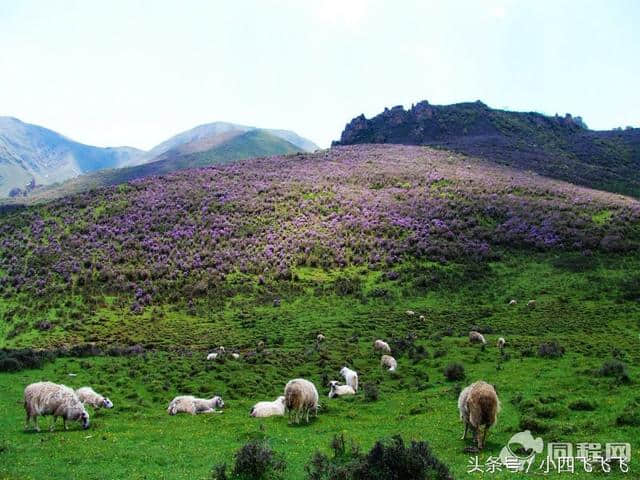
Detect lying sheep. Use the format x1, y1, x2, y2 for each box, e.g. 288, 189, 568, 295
206, 352, 218, 360
373, 339, 391, 354
527, 300, 536, 308
231, 353, 240, 360
497, 337, 506, 350
406, 310, 415, 316
458, 381, 501, 450
24, 381, 90, 431
340, 366, 358, 391
250, 396, 286, 418
469, 331, 487, 345
75, 387, 114, 409
167, 395, 224, 415
380, 354, 397, 372
508, 299, 517, 305
284, 378, 319, 424
328, 381, 355, 398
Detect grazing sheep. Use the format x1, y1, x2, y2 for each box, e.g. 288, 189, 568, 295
458, 381, 501, 450
469, 331, 487, 345
527, 299, 536, 308
217, 346, 226, 354
250, 396, 286, 418
340, 366, 358, 391
419, 315, 425, 321
75, 387, 114, 409
497, 337, 506, 350
284, 378, 319, 424
405, 310, 415, 316
206, 352, 218, 360
167, 395, 224, 415
508, 299, 517, 305
328, 381, 355, 398
380, 354, 397, 372
24, 382, 90, 431
316, 333, 326, 342
373, 339, 391, 354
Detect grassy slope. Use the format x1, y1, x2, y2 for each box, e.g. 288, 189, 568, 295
1, 251, 639, 479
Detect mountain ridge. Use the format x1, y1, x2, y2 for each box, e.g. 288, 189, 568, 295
0, 118, 317, 198
333, 100, 640, 197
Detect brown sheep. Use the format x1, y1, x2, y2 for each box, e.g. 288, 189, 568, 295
458, 381, 500, 450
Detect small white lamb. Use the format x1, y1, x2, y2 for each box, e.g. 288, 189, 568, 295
380, 354, 397, 372
250, 396, 286, 417
167, 395, 224, 415
76, 387, 114, 409
328, 380, 355, 398
340, 366, 358, 392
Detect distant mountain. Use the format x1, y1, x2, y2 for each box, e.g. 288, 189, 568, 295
0, 118, 318, 199
7, 129, 308, 203
143, 122, 318, 163
0, 117, 143, 197
334, 101, 640, 197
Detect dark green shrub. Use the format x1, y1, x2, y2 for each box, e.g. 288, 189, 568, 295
232, 439, 286, 479
443, 363, 465, 381
305, 434, 452, 480
334, 275, 362, 296
538, 342, 564, 358
568, 399, 596, 411
364, 383, 378, 402
598, 359, 631, 384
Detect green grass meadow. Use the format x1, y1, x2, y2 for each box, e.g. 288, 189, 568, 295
1, 251, 639, 479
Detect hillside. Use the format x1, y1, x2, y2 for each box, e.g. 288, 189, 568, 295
334, 101, 640, 197
1, 145, 639, 478
0, 117, 143, 197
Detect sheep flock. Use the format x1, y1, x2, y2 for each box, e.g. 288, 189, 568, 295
20, 306, 514, 452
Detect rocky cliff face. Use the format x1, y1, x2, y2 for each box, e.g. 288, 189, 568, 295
334, 101, 639, 197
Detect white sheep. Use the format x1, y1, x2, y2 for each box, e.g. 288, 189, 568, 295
231, 353, 240, 360
380, 354, 397, 372
340, 366, 358, 392
316, 333, 326, 342
328, 380, 355, 398
419, 315, 425, 321
497, 337, 506, 349
24, 381, 90, 431
284, 378, 319, 423
250, 396, 286, 418
373, 339, 391, 354
167, 395, 224, 415
75, 387, 114, 409
458, 381, 501, 450
206, 352, 218, 360
469, 331, 487, 345
508, 299, 517, 305
406, 310, 415, 316
527, 299, 536, 308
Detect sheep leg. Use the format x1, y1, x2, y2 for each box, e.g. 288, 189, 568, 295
63, 417, 68, 430
49, 416, 56, 432
461, 422, 468, 440
25, 413, 31, 431
200, 408, 215, 414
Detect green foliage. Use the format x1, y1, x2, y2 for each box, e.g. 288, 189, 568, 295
305, 434, 452, 480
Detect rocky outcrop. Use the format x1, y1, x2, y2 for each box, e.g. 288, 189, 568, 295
334, 100, 640, 198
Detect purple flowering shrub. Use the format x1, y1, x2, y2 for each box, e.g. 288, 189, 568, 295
0, 145, 638, 309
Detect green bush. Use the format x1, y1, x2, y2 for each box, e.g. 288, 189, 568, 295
443, 363, 465, 381
305, 434, 452, 480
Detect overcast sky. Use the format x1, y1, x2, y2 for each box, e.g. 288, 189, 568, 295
1, 0, 638, 149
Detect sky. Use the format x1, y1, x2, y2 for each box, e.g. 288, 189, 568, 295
0, 0, 638, 149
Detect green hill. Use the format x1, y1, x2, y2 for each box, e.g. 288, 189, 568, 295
0, 145, 638, 478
